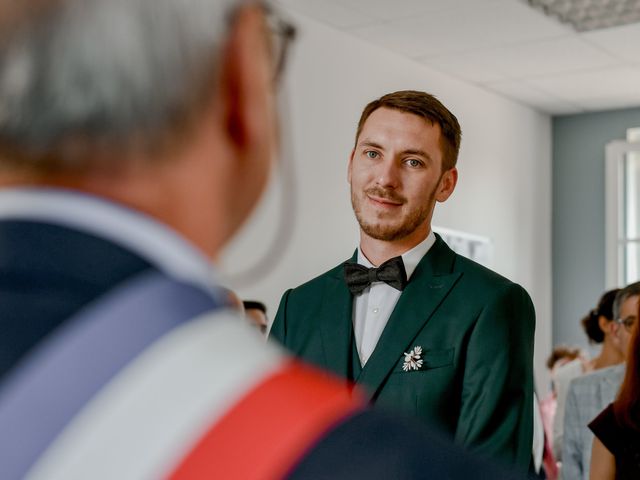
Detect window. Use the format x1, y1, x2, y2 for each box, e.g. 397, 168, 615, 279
605, 129, 640, 287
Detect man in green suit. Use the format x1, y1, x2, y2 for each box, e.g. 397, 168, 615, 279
270, 90, 535, 472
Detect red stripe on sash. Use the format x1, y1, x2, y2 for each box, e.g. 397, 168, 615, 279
168, 361, 363, 480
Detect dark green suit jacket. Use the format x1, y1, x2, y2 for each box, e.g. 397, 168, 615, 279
271, 235, 535, 472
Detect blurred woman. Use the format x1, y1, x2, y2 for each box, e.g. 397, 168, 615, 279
554, 288, 621, 459
582, 289, 627, 370
588, 309, 639, 479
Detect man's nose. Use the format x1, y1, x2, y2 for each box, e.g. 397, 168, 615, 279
375, 159, 400, 189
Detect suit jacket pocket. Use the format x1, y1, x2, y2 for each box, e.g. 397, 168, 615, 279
391, 347, 454, 374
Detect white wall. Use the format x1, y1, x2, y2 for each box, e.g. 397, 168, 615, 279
220, 9, 553, 392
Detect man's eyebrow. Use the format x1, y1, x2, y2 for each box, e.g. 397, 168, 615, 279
401, 148, 432, 161
358, 140, 384, 150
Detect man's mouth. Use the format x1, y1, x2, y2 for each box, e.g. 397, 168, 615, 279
366, 194, 403, 208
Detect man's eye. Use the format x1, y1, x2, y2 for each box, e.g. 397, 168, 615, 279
406, 159, 422, 167
365, 151, 379, 159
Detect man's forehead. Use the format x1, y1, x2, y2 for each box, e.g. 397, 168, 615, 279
364, 107, 436, 126
358, 108, 442, 147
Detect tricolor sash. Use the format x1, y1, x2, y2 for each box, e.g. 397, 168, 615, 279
0, 271, 363, 479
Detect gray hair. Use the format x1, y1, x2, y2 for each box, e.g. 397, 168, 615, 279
613, 281, 640, 320
0, 0, 238, 170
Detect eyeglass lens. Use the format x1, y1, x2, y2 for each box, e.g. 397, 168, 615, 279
263, 5, 296, 82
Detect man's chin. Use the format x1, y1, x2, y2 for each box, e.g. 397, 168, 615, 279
360, 222, 406, 242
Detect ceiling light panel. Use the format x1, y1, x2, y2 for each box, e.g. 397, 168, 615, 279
526, 0, 640, 31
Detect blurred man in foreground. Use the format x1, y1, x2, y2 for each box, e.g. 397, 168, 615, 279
0, 1, 523, 478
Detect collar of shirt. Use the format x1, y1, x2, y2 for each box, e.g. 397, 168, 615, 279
0, 187, 222, 299
357, 230, 436, 280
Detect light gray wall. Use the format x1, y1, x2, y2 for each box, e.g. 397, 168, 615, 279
552, 107, 640, 351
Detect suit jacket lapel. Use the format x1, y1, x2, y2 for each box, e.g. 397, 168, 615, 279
318, 251, 357, 379
356, 236, 461, 401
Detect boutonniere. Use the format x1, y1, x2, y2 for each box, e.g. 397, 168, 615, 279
402, 346, 424, 371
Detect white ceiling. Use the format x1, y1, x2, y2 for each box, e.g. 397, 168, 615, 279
275, 0, 640, 116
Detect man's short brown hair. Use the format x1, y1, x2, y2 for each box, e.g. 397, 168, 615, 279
355, 90, 462, 170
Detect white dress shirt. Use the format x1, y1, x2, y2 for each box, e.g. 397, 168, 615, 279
352, 231, 436, 366
0, 187, 223, 300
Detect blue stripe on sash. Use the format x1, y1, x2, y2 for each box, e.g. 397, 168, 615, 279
0, 271, 224, 480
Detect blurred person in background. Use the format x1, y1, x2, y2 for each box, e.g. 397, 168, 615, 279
537, 345, 583, 479
547, 346, 584, 375
581, 288, 627, 371
544, 345, 585, 430
560, 282, 640, 480
553, 288, 620, 461
0, 1, 525, 479
243, 300, 269, 334
589, 304, 640, 479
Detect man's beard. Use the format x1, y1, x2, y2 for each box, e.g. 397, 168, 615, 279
351, 185, 434, 242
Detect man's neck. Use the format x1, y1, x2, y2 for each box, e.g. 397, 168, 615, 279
359, 227, 431, 266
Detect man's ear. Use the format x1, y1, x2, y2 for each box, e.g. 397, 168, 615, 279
218, 5, 271, 154
208, 5, 275, 245
436, 167, 458, 203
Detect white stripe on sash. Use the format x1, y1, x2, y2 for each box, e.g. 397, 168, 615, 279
27, 310, 286, 480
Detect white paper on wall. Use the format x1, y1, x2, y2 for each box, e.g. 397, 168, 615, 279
433, 226, 493, 268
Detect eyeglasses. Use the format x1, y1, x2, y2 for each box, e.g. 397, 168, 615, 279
614, 315, 637, 332
226, 2, 296, 84
262, 3, 296, 83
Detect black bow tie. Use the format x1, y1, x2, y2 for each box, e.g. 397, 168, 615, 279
343, 256, 407, 295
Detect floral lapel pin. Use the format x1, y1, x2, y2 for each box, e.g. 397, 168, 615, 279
402, 346, 424, 371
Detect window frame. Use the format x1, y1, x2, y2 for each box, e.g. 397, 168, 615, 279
605, 139, 640, 288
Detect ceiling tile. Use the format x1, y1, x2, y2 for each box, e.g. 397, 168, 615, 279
526, 0, 640, 32
351, 21, 437, 58
280, 1, 640, 114
423, 36, 621, 83
419, 54, 508, 84
577, 95, 640, 113
328, 0, 511, 22
484, 80, 583, 115
352, 1, 570, 58
274, 0, 377, 29
581, 22, 640, 63
485, 37, 620, 78
527, 66, 640, 103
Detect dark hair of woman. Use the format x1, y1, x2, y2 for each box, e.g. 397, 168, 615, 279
581, 288, 620, 343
